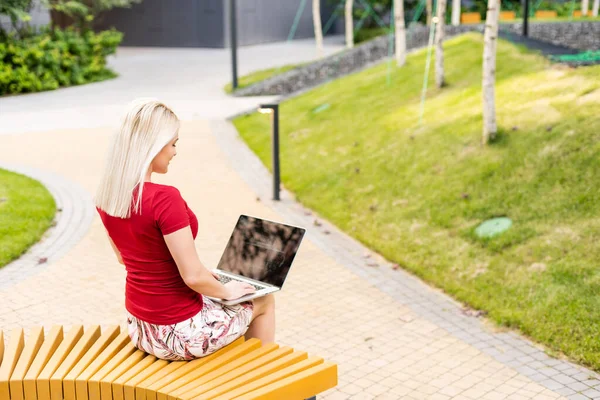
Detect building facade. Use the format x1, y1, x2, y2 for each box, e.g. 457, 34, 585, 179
96, 0, 340, 48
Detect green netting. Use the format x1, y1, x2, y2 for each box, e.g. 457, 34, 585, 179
550, 51, 600, 63
271, 0, 437, 91
568, 0, 576, 19
287, 0, 308, 42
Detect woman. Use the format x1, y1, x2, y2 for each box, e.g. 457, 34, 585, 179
95, 98, 275, 361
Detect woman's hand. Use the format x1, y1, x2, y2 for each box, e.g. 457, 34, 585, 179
223, 281, 256, 300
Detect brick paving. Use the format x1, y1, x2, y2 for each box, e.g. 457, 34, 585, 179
0, 122, 598, 399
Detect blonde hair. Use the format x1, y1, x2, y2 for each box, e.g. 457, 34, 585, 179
95, 98, 180, 218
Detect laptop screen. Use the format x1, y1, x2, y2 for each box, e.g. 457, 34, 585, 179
217, 215, 305, 288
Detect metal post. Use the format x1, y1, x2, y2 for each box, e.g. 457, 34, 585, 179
272, 105, 280, 201
230, 0, 238, 89
522, 0, 529, 36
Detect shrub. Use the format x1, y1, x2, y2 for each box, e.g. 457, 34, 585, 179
0, 27, 122, 95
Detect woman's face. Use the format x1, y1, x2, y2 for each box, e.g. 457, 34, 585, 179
151, 135, 178, 174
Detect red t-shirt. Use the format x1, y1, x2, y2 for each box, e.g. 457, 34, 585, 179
97, 182, 202, 325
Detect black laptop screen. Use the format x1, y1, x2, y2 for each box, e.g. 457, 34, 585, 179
217, 215, 305, 288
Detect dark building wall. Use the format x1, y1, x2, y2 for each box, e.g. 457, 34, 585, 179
99, 0, 339, 48
97, 0, 225, 48
228, 0, 334, 47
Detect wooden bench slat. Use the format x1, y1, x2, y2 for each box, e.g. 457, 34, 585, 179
191, 350, 308, 400
209, 356, 324, 400
37, 325, 83, 400
88, 342, 137, 400
124, 359, 186, 400
0, 328, 24, 400
0, 331, 4, 369
234, 361, 338, 400
9, 327, 45, 400
142, 337, 245, 400
171, 343, 281, 400
133, 360, 188, 400
181, 346, 297, 400
23, 326, 63, 400
155, 339, 262, 400
62, 326, 119, 400
76, 331, 131, 400
99, 350, 146, 400
50, 325, 101, 400
111, 355, 162, 400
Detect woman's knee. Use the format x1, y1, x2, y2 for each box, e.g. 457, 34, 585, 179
254, 294, 275, 313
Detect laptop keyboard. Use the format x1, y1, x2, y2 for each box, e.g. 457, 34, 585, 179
217, 274, 265, 291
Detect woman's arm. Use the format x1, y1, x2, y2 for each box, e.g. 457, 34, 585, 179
163, 226, 255, 300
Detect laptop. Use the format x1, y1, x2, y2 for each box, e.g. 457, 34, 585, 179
206, 215, 306, 306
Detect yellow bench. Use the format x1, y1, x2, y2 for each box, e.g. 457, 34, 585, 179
572, 10, 588, 17
0, 326, 337, 400
534, 10, 558, 18
461, 12, 482, 24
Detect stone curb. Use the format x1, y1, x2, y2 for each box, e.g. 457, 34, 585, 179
0, 163, 95, 290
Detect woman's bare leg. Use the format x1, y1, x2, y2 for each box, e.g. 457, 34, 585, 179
245, 294, 275, 343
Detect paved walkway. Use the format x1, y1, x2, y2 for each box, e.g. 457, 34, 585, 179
1, 38, 600, 400
0, 36, 344, 135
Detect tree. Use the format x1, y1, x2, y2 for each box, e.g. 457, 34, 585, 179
42, 0, 142, 29
452, 0, 461, 25
582, 0, 589, 15
345, 0, 353, 48
313, 0, 324, 56
482, 0, 500, 144
394, 0, 407, 66
592, 0, 599, 17
426, 0, 433, 24
435, 0, 447, 88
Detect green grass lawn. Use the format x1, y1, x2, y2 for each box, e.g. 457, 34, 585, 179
526, 16, 600, 22
0, 168, 56, 268
224, 64, 302, 93
234, 33, 600, 370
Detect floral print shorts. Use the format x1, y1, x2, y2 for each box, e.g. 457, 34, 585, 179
126, 297, 254, 361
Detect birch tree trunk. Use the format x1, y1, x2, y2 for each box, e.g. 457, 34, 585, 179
582, 0, 589, 15
345, 0, 353, 48
592, 0, 599, 17
426, 0, 433, 24
313, 0, 324, 56
482, 0, 500, 144
452, 0, 461, 25
435, 0, 447, 88
394, 0, 407, 66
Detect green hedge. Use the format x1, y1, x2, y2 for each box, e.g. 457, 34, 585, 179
0, 28, 122, 95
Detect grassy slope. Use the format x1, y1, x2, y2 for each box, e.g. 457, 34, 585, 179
234, 33, 600, 370
0, 168, 56, 267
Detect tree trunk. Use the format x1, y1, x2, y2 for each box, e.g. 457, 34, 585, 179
592, 0, 599, 17
435, 0, 447, 88
313, 0, 324, 56
452, 0, 461, 25
482, 0, 500, 144
582, 0, 590, 15
345, 0, 354, 48
426, 0, 433, 24
394, 0, 407, 66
